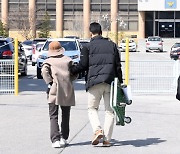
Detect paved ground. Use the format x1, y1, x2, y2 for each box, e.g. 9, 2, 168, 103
0, 79, 180, 154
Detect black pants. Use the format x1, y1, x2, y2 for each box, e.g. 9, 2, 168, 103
49, 103, 71, 143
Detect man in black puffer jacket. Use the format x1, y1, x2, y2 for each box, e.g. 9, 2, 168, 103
70, 22, 123, 147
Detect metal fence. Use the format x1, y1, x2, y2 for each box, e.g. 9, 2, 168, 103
124, 60, 179, 94
0, 60, 14, 94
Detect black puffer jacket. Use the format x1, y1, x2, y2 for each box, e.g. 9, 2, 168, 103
70, 35, 123, 90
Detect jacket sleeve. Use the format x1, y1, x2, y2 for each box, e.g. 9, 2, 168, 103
114, 43, 123, 83
41, 62, 53, 84
70, 46, 89, 74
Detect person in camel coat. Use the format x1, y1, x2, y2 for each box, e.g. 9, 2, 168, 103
41, 41, 76, 148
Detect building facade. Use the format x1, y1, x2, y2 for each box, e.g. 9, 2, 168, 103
139, 0, 180, 38
0, 0, 179, 41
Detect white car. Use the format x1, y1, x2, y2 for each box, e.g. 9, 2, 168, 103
32, 42, 45, 66
146, 36, 163, 52
21, 40, 33, 60
119, 39, 137, 52
36, 38, 81, 79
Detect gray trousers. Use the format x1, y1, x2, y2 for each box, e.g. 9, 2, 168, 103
49, 103, 71, 143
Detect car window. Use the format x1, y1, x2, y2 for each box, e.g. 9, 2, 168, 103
42, 41, 78, 51
129, 40, 134, 43
121, 39, 134, 43
173, 43, 180, 48
0, 41, 11, 51
23, 40, 33, 46
148, 37, 161, 41
36, 44, 44, 50
33, 39, 47, 45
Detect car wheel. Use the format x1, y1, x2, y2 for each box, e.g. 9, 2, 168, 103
37, 67, 43, 79
160, 50, 163, 52
21, 65, 27, 76
146, 50, 149, 52
174, 57, 178, 61
32, 62, 35, 66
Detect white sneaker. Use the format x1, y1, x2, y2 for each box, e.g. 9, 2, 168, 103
52, 140, 61, 148
60, 138, 68, 147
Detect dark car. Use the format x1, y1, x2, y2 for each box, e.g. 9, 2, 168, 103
0, 38, 28, 76
0, 38, 14, 59
64, 36, 80, 39
18, 44, 28, 76
170, 48, 180, 60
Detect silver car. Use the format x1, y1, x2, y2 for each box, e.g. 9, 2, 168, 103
146, 36, 163, 52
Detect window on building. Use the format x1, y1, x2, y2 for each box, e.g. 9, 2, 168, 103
175, 12, 180, 19
118, 0, 138, 31
90, 0, 110, 30
36, 0, 56, 30
63, 0, 83, 36
8, 1, 29, 30
159, 11, 174, 19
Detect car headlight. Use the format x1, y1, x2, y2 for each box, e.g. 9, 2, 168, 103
70, 55, 79, 59
38, 55, 47, 60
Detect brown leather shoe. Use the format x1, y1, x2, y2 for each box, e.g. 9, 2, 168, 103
103, 140, 111, 147
91, 129, 104, 145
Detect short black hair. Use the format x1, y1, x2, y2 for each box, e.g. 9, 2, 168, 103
89, 22, 102, 35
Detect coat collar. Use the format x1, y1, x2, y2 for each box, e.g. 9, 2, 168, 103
90, 35, 103, 41
48, 52, 63, 57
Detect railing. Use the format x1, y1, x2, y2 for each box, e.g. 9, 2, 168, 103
123, 60, 179, 94
0, 60, 14, 94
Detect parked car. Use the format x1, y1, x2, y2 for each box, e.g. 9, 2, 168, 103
78, 39, 90, 49
146, 36, 163, 52
31, 38, 47, 60
36, 38, 81, 79
170, 48, 180, 60
21, 40, 33, 60
32, 42, 45, 66
0, 38, 27, 76
64, 36, 80, 39
171, 42, 180, 52
119, 39, 137, 52
0, 37, 14, 59
18, 44, 28, 76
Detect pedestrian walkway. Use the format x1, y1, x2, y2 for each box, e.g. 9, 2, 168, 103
0, 80, 180, 154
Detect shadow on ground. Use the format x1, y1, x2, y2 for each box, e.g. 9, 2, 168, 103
67, 138, 166, 147
112, 137, 166, 147
19, 77, 86, 92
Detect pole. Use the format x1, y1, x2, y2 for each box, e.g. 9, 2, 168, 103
14, 37, 18, 95
125, 37, 129, 85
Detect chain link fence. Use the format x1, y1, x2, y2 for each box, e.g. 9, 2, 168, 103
0, 60, 14, 94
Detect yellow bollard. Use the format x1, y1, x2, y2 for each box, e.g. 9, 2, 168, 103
14, 38, 18, 95
125, 37, 129, 85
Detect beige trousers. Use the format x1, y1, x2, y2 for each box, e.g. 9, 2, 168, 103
88, 83, 115, 141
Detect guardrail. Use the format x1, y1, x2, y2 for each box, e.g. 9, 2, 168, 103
0, 38, 18, 95
0, 60, 14, 94
126, 60, 179, 94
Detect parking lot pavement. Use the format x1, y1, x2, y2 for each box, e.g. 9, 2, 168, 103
1, 77, 180, 154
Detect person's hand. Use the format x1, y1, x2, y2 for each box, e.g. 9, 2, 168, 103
46, 82, 53, 98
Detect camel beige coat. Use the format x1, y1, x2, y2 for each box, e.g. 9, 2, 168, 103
41, 53, 76, 106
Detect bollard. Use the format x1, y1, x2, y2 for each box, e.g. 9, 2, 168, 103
125, 37, 129, 85
14, 37, 18, 96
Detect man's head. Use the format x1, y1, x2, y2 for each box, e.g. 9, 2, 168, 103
89, 22, 102, 36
